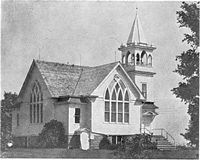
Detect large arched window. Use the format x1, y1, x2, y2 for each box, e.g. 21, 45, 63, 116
30, 80, 43, 123
104, 77, 130, 123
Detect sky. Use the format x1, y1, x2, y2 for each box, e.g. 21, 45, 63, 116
2, 1, 191, 145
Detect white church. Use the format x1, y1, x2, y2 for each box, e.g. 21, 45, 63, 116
12, 10, 176, 150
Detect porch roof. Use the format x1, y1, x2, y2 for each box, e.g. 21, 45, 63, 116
142, 101, 159, 109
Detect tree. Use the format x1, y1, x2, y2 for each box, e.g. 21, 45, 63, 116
1, 92, 18, 150
172, 2, 199, 148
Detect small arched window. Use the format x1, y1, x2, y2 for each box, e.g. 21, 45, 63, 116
126, 52, 135, 66
126, 51, 131, 65
104, 77, 130, 123
148, 55, 152, 66
131, 54, 135, 64
136, 53, 140, 65
30, 80, 43, 124
122, 55, 126, 64
128, 53, 131, 64
141, 51, 147, 65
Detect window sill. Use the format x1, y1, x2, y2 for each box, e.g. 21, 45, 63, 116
29, 123, 44, 126
103, 122, 129, 125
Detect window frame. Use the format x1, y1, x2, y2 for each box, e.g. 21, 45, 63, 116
30, 80, 43, 124
141, 83, 147, 99
104, 77, 130, 124
75, 108, 80, 124
111, 135, 123, 145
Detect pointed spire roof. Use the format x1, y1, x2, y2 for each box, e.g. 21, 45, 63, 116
127, 9, 148, 45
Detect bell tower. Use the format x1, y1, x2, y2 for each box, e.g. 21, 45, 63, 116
118, 9, 156, 101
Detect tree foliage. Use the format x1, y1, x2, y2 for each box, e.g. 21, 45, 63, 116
1, 92, 18, 151
172, 2, 199, 148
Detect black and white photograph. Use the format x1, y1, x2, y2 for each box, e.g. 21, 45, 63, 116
1, 0, 199, 158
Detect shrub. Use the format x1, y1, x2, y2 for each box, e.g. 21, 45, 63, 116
38, 119, 66, 148
99, 136, 111, 149
115, 134, 157, 158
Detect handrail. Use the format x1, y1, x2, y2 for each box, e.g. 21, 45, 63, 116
165, 130, 176, 146
152, 128, 176, 146
141, 127, 153, 135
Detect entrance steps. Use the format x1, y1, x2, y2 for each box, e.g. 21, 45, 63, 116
143, 128, 176, 150
152, 135, 176, 150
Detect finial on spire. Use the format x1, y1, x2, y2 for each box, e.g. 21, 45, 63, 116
136, 4, 138, 14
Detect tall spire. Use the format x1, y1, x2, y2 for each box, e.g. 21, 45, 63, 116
127, 8, 147, 45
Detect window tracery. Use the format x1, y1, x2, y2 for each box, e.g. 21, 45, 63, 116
104, 77, 130, 123
30, 80, 43, 124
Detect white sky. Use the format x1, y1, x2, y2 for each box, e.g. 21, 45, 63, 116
2, 1, 190, 145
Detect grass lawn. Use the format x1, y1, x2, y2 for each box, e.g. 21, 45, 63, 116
141, 149, 199, 159
1, 148, 115, 158
1, 148, 199, 159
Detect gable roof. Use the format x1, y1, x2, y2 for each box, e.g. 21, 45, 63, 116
74, 62, 118, 96
35, 60, 118, 97
18, 59, 144, 99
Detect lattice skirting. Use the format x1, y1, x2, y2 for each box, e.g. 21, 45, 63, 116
13, 133, 106, 149
13, 135, 69, 148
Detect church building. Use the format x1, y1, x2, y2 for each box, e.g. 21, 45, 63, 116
12, 11, 158, 149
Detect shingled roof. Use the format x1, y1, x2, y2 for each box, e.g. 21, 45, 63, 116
35, 60, 118, 97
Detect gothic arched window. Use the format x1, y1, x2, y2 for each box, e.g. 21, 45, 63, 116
30, 80, 43, 124
104, 77, 130, 123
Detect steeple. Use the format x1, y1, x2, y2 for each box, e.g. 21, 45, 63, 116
118, 8, 156, 68
118, 7, 156, 78
127, 8, 147, 45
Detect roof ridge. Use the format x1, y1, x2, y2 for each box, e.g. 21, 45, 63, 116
35, 59, 120, 69
91, 61, 120, 68
35, 59, 91, 68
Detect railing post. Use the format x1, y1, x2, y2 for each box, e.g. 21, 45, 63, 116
161, 129, 163, 136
